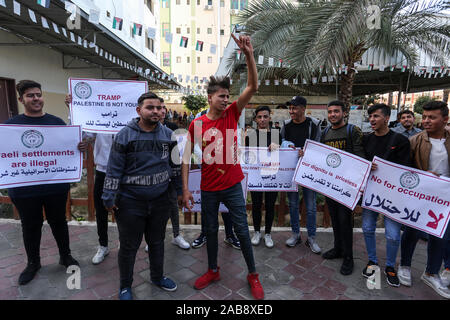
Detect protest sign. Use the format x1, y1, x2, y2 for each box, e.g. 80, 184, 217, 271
183, 169, 248, 213
69, 78, 148, 133
240, 147, 298, 192
293, 139, 371, 210
362, 156, 450, 238
0, 125, 82, 188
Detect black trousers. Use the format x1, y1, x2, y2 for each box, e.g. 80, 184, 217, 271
11, 193, 71, 263
115, 189, 170, 289
94, 170, 109, 247
250, 191, 278, 234
325, 197, 353, 259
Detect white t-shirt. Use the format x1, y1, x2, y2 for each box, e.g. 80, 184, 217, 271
429, 137, 450, 177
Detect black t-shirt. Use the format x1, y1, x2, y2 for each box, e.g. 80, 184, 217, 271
163, 120, 179, 131
3, 113, 70, 198
362, 130, 411, 166
283, 118, 311, 148
245, 128, 282, 148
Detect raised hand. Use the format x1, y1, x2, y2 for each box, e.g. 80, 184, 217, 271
231, 34, 253, 56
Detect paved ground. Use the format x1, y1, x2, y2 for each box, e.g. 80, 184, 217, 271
0, 219, 445, 300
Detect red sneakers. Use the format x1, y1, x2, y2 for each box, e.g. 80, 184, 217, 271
247, 273, 264, 300
194, 268, 220, 289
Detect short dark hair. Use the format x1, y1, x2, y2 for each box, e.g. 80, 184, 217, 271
423, 100, 448, 117
327, 100, 346, 112
159, 98, 164, 103
138, 92, 160, 106
207, 76, 230, 95
16, 80, 41, 98
398, 110, 415, 118
255, 105, 271, 116
368, 103, 391, 117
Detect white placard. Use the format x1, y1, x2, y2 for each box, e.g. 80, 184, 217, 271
293, 139, 371, 210
184, 170, 248, 213
69, 78, 148, 133
240, 147, 298, 192
362, 157, 450, 238
0, 125, 82, 188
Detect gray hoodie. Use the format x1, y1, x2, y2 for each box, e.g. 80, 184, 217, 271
102, 118, 182, 209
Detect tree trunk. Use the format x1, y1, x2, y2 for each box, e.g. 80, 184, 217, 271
338, 43, 366, 109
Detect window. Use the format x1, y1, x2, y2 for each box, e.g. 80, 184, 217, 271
187, 57, 190, 63
162, 23, 170, 37
207, 0, 212, 5
208, 56, 212, 63
197, 57, 200, 63
176, 56, 181, 63
163, 52, 170, 66
176, 27, 181, 34
176, 0, 180, 4
231, 0, 239, 9
197, 0, 200, 5
220, 0, 225, 7
106, 11, 111, 18
145, 0, 154, 13
240, 0, 247, 10
207, 27, 212, 34
161, 0, 169, 8
187, 27, 190, 34
220, 29, 224, 35
146, 37, 155, 53
187, 0, 190, 4
197, 28, 200, 34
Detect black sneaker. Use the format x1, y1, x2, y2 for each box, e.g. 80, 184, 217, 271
385, 266, 400, 287
59, 254, 79, 268
362, 261, 378, 278
191, 234, 207, 249
224, 235, 241, 250
18, 262, 41, 285
322, 248, 342, 260
340, 257, 354, 276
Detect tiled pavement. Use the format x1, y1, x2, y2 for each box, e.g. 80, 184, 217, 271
0, 219, 446, 300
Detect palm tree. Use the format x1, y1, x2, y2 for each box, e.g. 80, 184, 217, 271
236, 0, 450, 107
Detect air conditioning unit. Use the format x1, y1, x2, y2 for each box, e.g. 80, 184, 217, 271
230, 9, 239, 15
204, 5, 213, 10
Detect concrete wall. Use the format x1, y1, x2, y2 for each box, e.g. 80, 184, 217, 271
0, 30, 121, 122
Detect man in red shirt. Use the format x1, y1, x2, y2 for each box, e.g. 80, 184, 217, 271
182, 34, 263, 300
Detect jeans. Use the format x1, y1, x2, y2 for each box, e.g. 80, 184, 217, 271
94, 170, 109, 247
326, 197, 353, 259
201, 183, 255, 273
287, 187, 317, 237
200, 208, 235, 239
362, 208, 401, 268
115, 190, 170, 289
168, 185, 180, 237
11, 193, 71, 263
250, 191, 278, 234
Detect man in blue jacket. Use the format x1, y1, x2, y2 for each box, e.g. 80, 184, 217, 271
102, 92, 182, 300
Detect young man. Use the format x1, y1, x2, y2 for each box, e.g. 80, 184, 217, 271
4, 80, 80, 285
362, 103, 411, 287
190, 108, 241, 250
65, 94, 114, 265
320, 100, 365, 275
245, 105, 281, 248
392, 110, 422, 138
280, 96, 322, 253
398, 101, 450, 298
182, 34, 264, 300
102, 92, 182, 300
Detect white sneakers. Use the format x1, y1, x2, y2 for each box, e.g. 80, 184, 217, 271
264, 234, 274, 248
306, 236, 321, 254
251, 231, 274, 248
285, 233, 301, 247
251, 231, 261, 246
172, 235, 190, 250
398, 266, 412, 286
92, 246, 109, 265
440, 268, 450, 287
421, 272, 450, 299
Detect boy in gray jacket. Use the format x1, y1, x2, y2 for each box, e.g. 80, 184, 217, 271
102, 92, 182, 300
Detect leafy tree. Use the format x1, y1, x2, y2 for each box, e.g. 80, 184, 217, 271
236, 0, 450, 107
413, 95, 436, 114
181, 95, 208, 115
